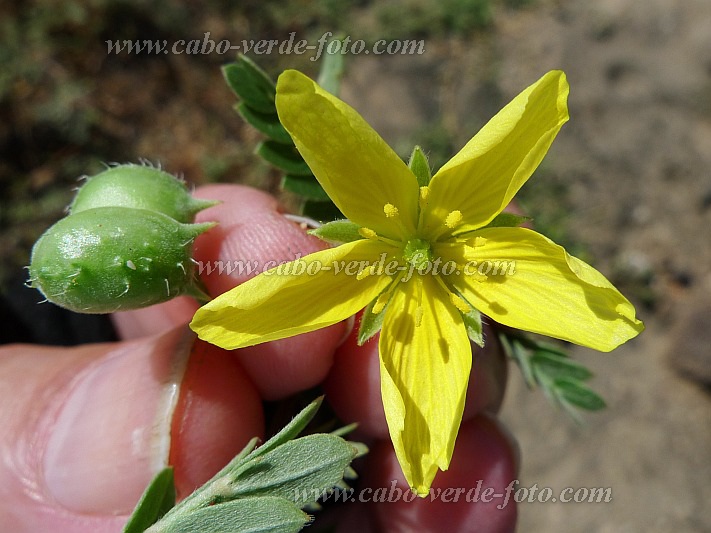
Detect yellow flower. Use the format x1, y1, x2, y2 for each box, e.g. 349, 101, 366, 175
191, 69, 644, 495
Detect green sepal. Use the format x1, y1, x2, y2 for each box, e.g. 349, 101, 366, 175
184, 276, 212, 305
122, 467, 175, 533
282, 175, 330, 202
452, 289, 484, 347
257, 140, 312, 176
408, 145, 432, 187
460, 305, 485, 348
309, 220, 363, 244
237, 102, 293, 144
483, 212, 532, 229
316, 38, 345, 96
301, 200, 343, 223
222, 56, 276, 114
231, 434, 358, 507
357, 298, 387, 345
162, 496, 309, 533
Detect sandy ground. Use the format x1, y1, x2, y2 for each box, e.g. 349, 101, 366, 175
343, 0, 711, 530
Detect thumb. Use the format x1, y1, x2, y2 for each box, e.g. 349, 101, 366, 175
0, 327, 263, 532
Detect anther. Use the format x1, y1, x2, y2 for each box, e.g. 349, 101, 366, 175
445, 210, 463, 229
449, 293, 471, 314
419, 186, 430, 211
356, 268, 372, 281
384, 203, 399, 218
372, 294, 389, 314
358, 227, 378, 240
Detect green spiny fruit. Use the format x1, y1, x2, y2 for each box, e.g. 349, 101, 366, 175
70, 164, 217, 223
29, 207, 214, 313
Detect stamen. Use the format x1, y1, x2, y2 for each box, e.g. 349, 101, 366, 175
384, 203, 399, 218
372, 294, 389, 314
434, 275, 477, 313
414, 276, 424, 327
356, 268, 371, 281
414, 306, 423, 327
449, 293, 471, 314
416, 186, 431, 230
445, 210, 463, 229
358, 227, 378, 240
371, 271, 406, 314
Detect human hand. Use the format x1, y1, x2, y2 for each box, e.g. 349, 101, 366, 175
0, 185, 518, 532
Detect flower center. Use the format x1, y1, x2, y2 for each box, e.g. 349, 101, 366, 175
403, 238, 432, 270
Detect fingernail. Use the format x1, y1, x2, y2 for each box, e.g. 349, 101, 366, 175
43, 327, 193, 515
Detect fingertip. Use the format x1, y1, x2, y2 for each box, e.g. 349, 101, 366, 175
235, 323, 346, 400
191, 184, 329, 295
190, 184, 345, 399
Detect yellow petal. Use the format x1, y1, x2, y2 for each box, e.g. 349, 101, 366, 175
422, 71, 569, 239
436, 227, 644, 351
276, 70, 419, 239
190, 240, 395, 349
379, 275, 472, 495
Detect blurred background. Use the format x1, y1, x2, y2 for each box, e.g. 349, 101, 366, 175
1, 0, 709, 530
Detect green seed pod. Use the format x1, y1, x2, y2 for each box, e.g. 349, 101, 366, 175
29, 206, 214, 314
70, 164, 217, 223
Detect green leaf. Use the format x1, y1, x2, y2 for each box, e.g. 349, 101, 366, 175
257, 140, 312, 176
498, 330, 606, 420
309, 219, 363, 244
251, 397, 323, 460
554, 378, 607, 411
237, 103, 293, 144
163, 496, 309, 533
357, 298, 387, 345
316, 39, 345, 96
302, 200, 343, 223
408, 145, 432, 187
531, 350, 593, 382
222, 57, 276, 114
232, 434, 357, 507
281, 175, 330, 201
482, 212, 532, 228
122, 467, 175, 533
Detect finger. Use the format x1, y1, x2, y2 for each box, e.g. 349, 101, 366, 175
114, 185, 348, 400
195, 184, 348, 399
364, 414, 519, 532
324, 322, 507, 439
0, 327, 262, 532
